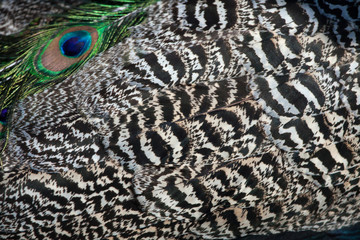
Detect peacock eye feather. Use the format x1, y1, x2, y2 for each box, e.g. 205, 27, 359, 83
34, 25, 101, 77
60, 31, 92, 58
0, 0, 159, 147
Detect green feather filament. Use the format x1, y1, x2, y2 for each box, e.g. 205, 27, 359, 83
0, 0, 157, 106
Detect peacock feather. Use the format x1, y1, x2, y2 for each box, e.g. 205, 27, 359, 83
1, 0, 360, 239
0, 0, 156, 145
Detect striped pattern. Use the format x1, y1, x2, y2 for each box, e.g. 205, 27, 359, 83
1, 0, 360, 239
314, 0, 360, 48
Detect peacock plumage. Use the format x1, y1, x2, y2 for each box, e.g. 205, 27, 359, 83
1, 0, 360, 239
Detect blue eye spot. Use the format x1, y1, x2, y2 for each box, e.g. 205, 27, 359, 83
59, 30, 92, 58
0, 108, 8, 122
0, 108, 8, 127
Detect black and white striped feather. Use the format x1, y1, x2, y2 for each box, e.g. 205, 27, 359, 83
1, 0, 360, 239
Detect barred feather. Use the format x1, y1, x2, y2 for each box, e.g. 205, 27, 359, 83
0, 0, 156, 141
1, 0, 360, 239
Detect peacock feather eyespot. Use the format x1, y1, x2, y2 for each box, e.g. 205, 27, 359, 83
34, 25, 99, 76
59, 30, 92, 58
0, 108, 8, 122
0, 108, 8, 138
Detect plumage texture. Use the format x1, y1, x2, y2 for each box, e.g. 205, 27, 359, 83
0, 0, 156, 145
1, 0, 360, 239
